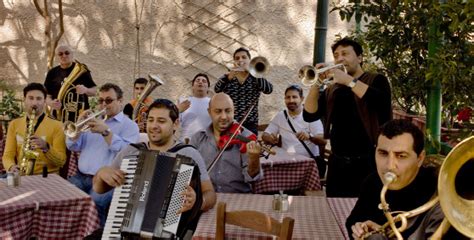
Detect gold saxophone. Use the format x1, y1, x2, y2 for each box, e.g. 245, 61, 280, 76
363, 136, 474, 239
54, 60, 89, 122
20, 107, 39, 175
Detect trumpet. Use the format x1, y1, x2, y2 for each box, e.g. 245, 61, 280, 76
299, 63, 347, 87
227, 56, 271, 78
63, 108, 107, 138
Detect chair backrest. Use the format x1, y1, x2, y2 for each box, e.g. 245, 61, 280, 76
215, 202, 295, 240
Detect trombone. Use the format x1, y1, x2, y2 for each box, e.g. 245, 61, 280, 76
298, 63, 346, 87
63, 108, 107, 138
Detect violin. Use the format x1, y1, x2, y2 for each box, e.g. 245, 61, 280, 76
217, 122, 275, 155
218, 122, 257, 153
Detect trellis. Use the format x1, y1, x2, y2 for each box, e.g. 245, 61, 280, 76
183, 0, 258, 80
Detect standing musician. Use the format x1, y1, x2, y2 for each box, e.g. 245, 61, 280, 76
303, 38, 392, 197
214, 47, 273, 135
123, 77, 154, 132
44, 45, 97, 123
190, 93, 263, 193
3, 83, 66, 175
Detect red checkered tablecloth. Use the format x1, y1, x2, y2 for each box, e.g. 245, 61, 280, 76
326, 198, 357, 240
253, 149, 321, 194
193, 193, 345, 239
0, 174, 100, 239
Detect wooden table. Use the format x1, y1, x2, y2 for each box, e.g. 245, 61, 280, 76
253, 148, 321, 194
0, 174, 99, 239
193, 193, 345, 239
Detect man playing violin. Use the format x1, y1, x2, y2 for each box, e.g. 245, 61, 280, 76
190, 93, 263, 193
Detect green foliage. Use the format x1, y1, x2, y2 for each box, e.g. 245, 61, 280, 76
332, 0, 473, 120
0, 90, 22, 120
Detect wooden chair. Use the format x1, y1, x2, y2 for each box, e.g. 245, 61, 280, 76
215, 202, 294, 240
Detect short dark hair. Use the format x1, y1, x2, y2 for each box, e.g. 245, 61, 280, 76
134, 78, 148, 86
23, 83, 47, 98
192, 73, 210, 87
233, 47, 251, 59
99, 83, 123, 99
378, 119, 425, 156
285, 84, 303, 97
147, 99, 179, 122
331, 38, 363, 57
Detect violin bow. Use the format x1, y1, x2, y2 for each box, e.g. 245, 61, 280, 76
207, 103, 256, 172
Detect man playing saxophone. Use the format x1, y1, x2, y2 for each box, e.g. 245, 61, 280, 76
3, 83, 67, 175
44, 45, 97, 123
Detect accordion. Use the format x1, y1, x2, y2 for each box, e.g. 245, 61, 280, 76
102, 148, 200, 239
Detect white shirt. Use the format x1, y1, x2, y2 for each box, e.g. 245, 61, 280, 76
264, 109, 323, 157
179, 96, 211, 141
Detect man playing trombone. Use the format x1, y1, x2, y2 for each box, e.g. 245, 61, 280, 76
215, 47, 273, 135
303, 38, 392, 197
346, 120, 467, 240
66, 83, 139, 227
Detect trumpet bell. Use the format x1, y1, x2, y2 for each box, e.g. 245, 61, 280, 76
249, 56, 270, 78
299, 65, 318, 86
438, 136, 474, 237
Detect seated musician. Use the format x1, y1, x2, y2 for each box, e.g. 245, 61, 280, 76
262, 84, 325, 157
93, 99, 217, 226
123, 77, 153, 132
177, 73, 212, 143
3, 83, 66, 175
190, 93, 263, 193
347, 120, 439, 239
66, 83, 139, 227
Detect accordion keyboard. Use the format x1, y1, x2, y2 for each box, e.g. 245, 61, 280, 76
102, 156, 138, 239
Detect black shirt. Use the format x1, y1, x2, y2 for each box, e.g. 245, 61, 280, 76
345, 167, 438, 239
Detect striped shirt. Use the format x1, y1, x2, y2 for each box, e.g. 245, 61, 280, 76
215, 74, 272, 126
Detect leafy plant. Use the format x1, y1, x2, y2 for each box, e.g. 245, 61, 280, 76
332, 0, 473, 120
0, 90, 22, 120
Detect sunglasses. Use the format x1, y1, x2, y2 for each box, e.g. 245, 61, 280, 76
97, 98, 116, 105
57, 51, 70, 56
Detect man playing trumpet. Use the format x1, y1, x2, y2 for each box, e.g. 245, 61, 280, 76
66, 83, 139, 226
303, 38, 392, 197
3, 83, 66, 175
215, 47, 273, 135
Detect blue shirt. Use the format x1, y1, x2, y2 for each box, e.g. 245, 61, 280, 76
66, 112, 140, 175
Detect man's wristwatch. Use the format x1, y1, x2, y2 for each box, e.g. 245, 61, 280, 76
101, 128, 111, 137
348, 77, 359, 88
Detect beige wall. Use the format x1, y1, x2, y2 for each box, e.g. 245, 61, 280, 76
0, 0, 353, 123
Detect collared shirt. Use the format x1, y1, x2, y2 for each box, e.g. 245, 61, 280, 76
66, 112, 139, 175
265, 109, 323, 157
190, 125, 263, 193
